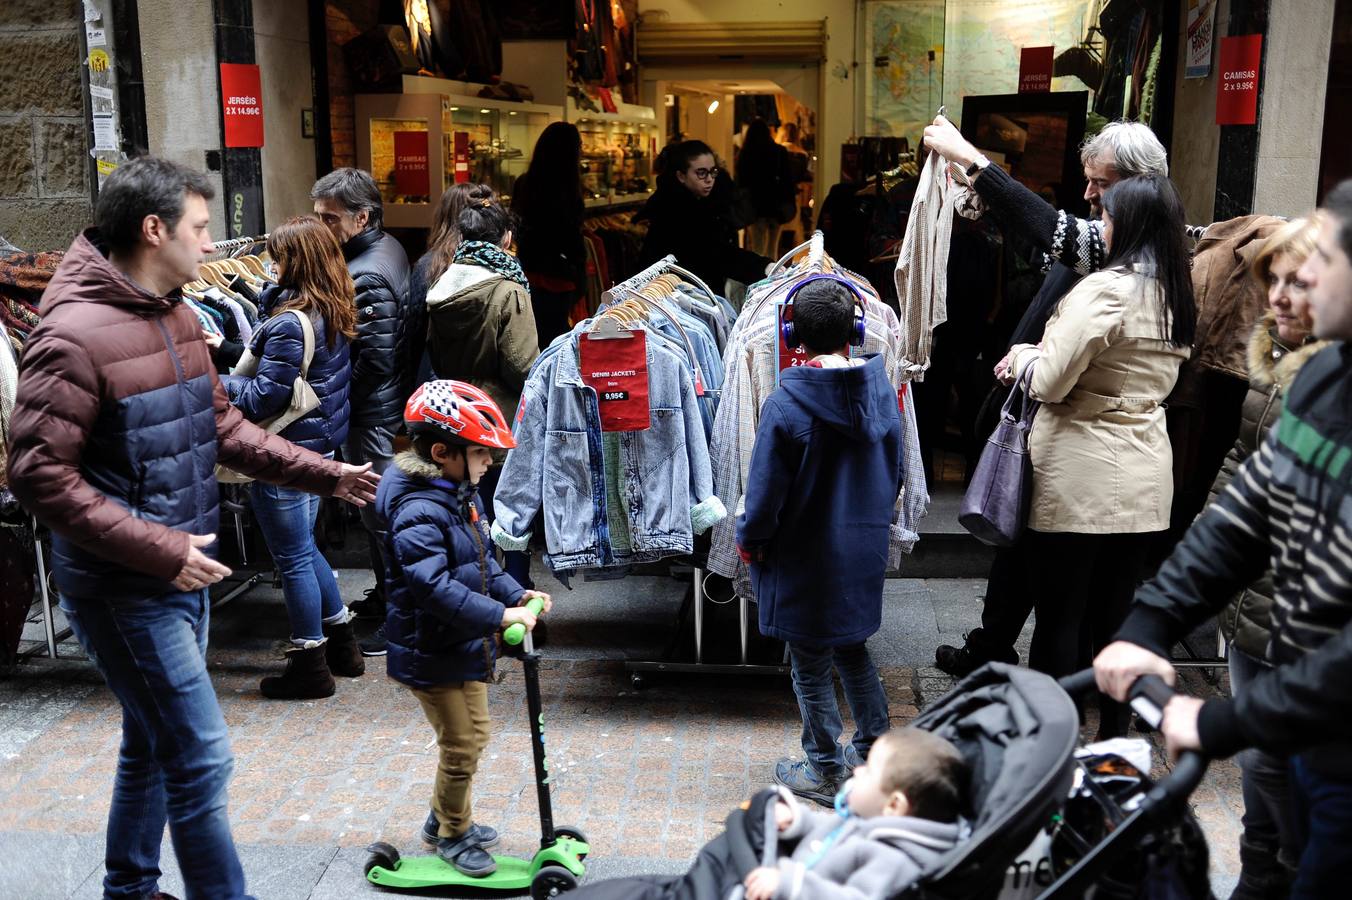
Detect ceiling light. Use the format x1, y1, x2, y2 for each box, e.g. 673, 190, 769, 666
479, 108, 491, 114
707, 99, 720, 114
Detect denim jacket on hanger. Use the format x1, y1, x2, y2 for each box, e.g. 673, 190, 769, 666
491, 332, 726, 572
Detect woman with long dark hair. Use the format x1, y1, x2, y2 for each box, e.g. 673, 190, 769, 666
736, 118, 795, 257
999, 174, 1196, 738
512, 122, 586, 347
637, 139, 771, 293
224, 216, 361, 699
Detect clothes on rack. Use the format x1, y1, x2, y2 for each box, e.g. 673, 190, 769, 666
491, 268, 729, 574
0, 250, 61, 352
706, 246, 927, 594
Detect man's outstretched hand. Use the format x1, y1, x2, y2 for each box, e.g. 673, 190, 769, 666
174, 533, 232, 592
334, 462, 380, 507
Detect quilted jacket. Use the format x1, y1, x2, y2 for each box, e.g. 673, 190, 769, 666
379, 451, 526, 687
223, 285, 352, 454
343, 228, 419, 428
6, 230, 341, 601
1208, 315, 1330, 659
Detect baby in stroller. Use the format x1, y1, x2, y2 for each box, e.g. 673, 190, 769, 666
574, 727, 968, 900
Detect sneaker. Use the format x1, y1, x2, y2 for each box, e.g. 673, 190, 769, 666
359, 622, 388, 657
436, 831, 497, 877
350, 588, 386, 620
843, 744, 865, 773
421, 812, 500, 850
773, 758, 842, 807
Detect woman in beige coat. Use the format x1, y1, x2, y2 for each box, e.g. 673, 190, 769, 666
1000, 174, 1196, 738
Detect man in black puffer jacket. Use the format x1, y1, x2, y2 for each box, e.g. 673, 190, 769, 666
313, 168, 423, 636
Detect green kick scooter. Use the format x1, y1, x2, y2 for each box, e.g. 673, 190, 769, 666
364, 597, 590, 897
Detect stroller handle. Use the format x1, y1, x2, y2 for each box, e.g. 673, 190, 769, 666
1057, 668, 1210, 804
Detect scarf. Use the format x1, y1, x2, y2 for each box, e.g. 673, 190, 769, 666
454, 241, 530, 293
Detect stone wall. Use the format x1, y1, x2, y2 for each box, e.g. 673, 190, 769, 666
0, 0, 92, 252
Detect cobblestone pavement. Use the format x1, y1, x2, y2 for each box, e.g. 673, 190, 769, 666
0, 572, 1242, 898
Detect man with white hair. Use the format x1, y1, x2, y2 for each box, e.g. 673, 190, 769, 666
920, 116, 1171, 678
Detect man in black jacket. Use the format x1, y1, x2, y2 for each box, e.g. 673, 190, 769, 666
312, 168, 421, 644
919, 116, 1169, 677
1095, 181, 1352, 898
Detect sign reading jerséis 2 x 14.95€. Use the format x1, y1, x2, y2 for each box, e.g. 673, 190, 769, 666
220, 63, 265, 148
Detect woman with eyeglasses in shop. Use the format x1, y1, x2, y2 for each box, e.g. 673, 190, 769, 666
635, 139, 773, 296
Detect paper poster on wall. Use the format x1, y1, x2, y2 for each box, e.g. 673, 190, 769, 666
1185, 0, 1219, 78
92, 113, 117, 151
1216, 35, 1262, 125
452, 132, 470, 184
220, 63, 264, 148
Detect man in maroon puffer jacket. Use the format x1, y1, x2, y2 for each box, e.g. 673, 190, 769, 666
6, 157, 379, 900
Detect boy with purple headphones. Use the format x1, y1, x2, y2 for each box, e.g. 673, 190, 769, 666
737, 274, 905, 805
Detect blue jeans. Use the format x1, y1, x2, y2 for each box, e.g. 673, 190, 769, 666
250, 481, 343, 642
61, 589, 251, 900
1290, 755, 1352, 899
788, 642, 890, 777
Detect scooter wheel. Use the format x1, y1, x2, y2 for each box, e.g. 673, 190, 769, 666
531, 865, 578, 898
554, 825, 589, 859
630, 673, 647, 690
364, 841, 400, 876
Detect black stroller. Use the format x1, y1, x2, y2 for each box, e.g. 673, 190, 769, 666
574, 663, 1213, 900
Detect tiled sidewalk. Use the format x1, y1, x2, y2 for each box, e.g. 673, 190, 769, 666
0, 574, 1242, 898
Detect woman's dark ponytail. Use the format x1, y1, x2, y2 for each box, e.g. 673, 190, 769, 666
457, 187, 514, 245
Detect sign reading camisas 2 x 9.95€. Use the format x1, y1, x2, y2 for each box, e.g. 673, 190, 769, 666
220, 63, 265, 148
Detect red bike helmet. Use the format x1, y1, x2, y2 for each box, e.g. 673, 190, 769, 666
404, 380, 517, 450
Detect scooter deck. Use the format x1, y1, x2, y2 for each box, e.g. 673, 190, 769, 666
366, 838, 589, 890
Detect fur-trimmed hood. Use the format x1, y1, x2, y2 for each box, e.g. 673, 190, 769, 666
1246, 312, 1331, 392
394, 449, 445, 482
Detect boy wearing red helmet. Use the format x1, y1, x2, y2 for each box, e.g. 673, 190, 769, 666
378, 380, 551, 877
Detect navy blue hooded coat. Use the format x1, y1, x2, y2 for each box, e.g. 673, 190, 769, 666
223, 286, 351, 454
379, 451, 527, 687
736, 355, 903, 647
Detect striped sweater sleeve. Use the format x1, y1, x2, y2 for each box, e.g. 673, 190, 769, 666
972, 164, 1105, 275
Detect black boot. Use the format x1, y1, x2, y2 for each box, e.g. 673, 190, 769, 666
350, 587, 386, 620
322, 620, 366, 677
1229, 835, 1294, 900
260, 643, 336, 699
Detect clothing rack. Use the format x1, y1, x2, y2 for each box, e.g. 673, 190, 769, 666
614, 258, 790, 688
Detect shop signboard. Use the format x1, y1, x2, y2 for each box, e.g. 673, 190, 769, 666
220, 63, 264, 148
1185, 0, 1219, 78
392, 131, 430, 197
1018, 47, 1054, 93
1216, 35, 1262, 126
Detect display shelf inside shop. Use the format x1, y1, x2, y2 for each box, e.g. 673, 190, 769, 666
356, 89, 563, 229
568, 98, 658, 210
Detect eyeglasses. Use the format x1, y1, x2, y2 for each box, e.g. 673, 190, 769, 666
689, 167, 719, 182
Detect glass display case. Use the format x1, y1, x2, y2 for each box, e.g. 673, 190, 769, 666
570, 101, 659, 209
356, 92, 563, 228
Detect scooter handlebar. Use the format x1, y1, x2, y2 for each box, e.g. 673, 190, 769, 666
503, 596, 546, 646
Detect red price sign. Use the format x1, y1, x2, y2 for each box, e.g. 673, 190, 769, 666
392, 131, 429, 197
579, 330, 651, 432
453, 132, 470, 184
1018, 46, 1054, 93
220, 63, 264, 148
1216, 35, 1262, 125
776, 302, 810, 374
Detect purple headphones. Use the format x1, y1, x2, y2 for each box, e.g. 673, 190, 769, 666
780, 274, 869, 350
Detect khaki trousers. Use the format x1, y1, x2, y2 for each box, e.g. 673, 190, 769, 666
410, 680, 491, 838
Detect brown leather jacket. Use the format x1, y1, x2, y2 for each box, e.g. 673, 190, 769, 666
1210, 313, 1330, 659
1191, 216, 1287, 379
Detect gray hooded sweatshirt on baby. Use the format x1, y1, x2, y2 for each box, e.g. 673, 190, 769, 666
770, 790, 960, 900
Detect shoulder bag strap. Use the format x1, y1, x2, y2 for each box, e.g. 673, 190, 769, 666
288, 309, 316, 380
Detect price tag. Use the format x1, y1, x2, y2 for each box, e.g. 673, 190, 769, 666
775, 299, 810, 379
579, 329, 651, 432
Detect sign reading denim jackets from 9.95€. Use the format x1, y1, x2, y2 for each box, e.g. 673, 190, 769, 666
579, 329, 651, 432
1216, 35, 1262, 126
220, 64, 264, 148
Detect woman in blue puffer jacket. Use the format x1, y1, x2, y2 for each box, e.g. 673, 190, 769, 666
225, 215, 359, 699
